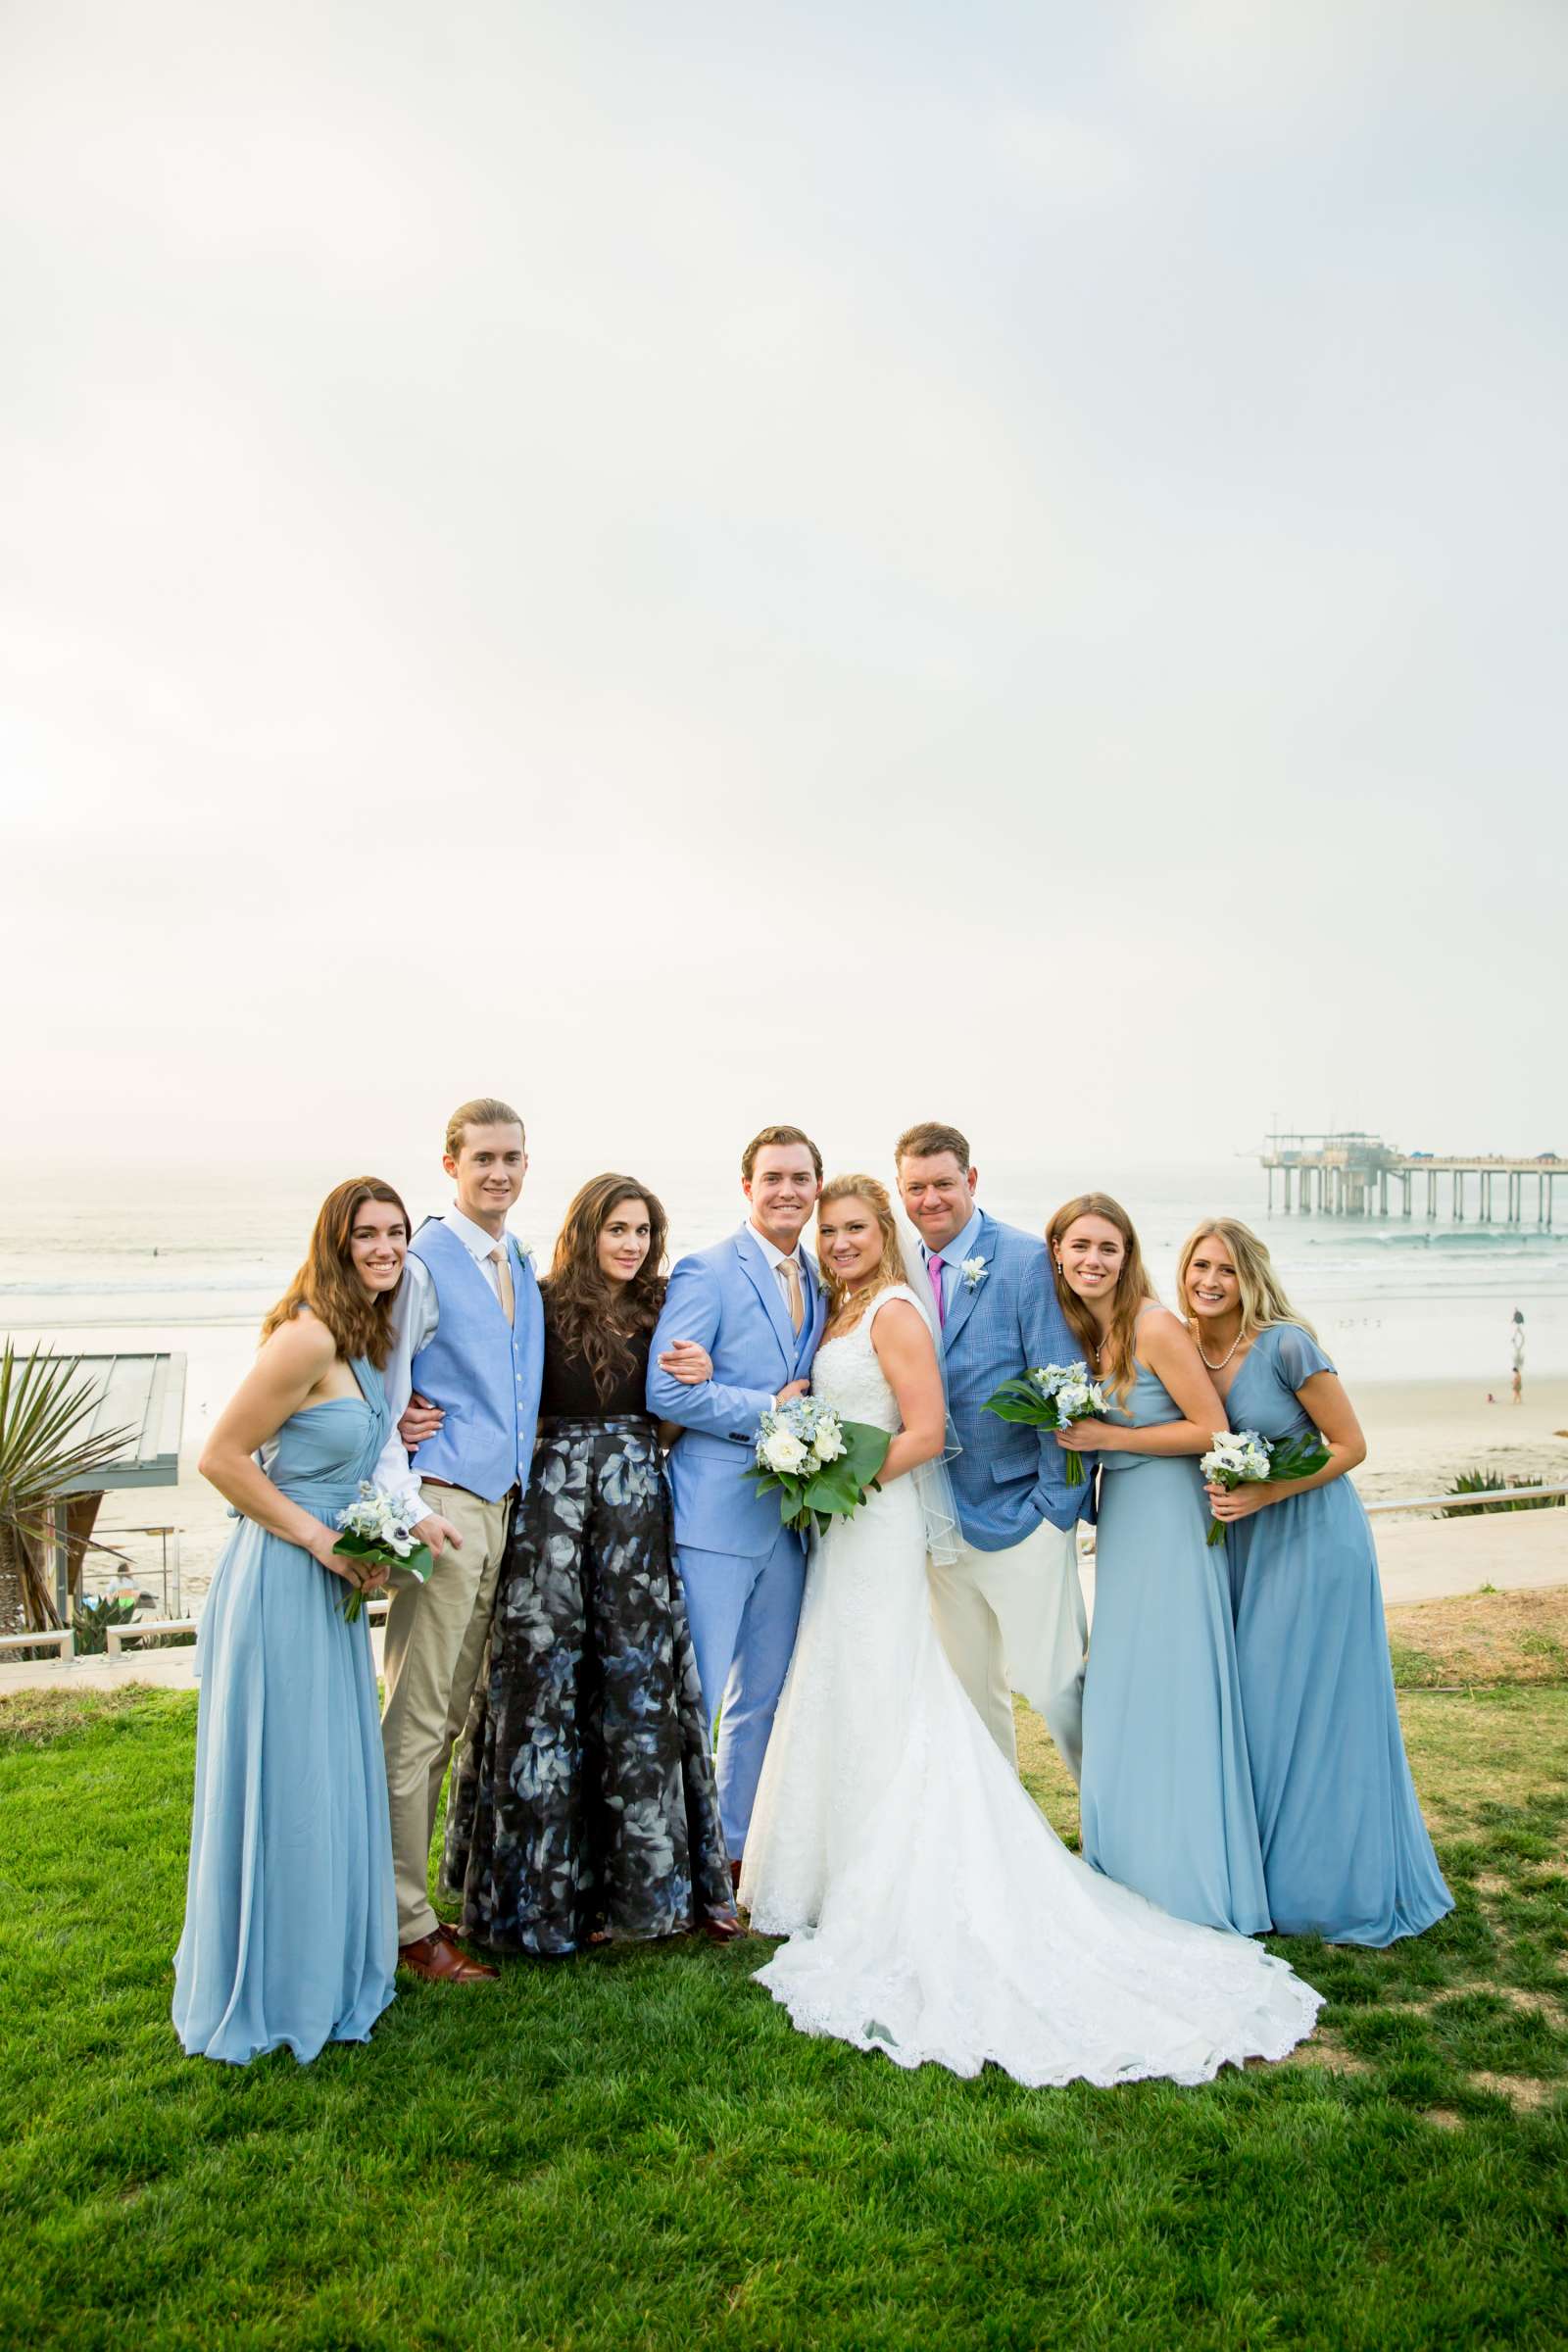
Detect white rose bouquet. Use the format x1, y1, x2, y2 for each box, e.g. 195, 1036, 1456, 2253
1200, 1428, 1331, 1545
332, 1482, 433, 1619
981, 1361, 1106, 1486
745, 1396, 891, 1539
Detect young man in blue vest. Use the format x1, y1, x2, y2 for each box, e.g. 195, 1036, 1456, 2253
375, 1096, 545, 1983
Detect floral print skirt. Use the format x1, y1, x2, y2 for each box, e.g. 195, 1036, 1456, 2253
442, 1414, 734, 1955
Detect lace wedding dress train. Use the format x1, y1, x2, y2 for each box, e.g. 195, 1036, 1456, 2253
739, 1288, 1321, 2088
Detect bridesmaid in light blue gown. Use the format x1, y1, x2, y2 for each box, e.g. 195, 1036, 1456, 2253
173, 1177, 412, 2064
1180, 1220, 1452, 1947
1048, 1195, 1270, 1936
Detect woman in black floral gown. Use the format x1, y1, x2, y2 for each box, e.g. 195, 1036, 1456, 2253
442, 1175, 740, 1954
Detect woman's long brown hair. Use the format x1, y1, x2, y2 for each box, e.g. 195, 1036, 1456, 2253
260, 1177, 410, 1370
1046, 1192, 1156, 1403
545, 1174, 668, 1400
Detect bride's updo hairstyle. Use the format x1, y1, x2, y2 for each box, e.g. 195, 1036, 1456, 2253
817, 1174, 906, 1323
1176, 1217, 1315, 1345
1046, 1192, 1155, 1404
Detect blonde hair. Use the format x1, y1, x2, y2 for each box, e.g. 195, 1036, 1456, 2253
445, 1098, 524, 1157
1176, 1218, 1316, 1344
1046, 1192, 1156, 1403
817, 1174, 906, 1324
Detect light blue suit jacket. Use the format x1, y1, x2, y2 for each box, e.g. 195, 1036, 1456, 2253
940, 1211, 1090, 1550
647, 1227, 824, 1557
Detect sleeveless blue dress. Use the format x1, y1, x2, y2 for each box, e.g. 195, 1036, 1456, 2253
1224, 1325, 1452, 1946
1080, 1348, 1271, 1935
172, 1360, 398, 2063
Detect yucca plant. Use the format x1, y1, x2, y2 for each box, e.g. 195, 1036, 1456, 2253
0, 1343, 137, 1634
1442, 1466, 1565, 1518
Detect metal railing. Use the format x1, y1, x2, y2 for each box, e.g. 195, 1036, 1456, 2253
1364, 1483, 1568, 1517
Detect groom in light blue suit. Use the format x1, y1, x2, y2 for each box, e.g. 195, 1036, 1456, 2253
896, 1118, 1092, 1783
648, 1124, 825, 1871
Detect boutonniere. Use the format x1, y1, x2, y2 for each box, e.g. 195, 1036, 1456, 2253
960, 1255, 988, 1291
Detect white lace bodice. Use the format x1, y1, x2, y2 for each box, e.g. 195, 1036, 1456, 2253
810, 1285, 925, 1436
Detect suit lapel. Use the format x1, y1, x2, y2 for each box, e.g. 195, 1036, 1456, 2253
735, 1227, 796, 1373
938, 1214, 994, 1354
796, 1246, 822, 1368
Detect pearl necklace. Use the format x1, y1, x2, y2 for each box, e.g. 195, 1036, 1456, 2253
1196, 1326, 1246, 1372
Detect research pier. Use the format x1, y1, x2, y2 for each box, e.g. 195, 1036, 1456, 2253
1260, 1133, 1561, 1225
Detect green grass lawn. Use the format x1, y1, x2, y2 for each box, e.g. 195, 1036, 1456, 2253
2, 1621, 1566, 2350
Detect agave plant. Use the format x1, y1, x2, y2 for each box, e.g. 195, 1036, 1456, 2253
0, 1343, 137, 1634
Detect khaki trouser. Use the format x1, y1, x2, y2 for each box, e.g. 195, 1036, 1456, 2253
380, 1484, 513, 1944
926, 1517, 1087, 1784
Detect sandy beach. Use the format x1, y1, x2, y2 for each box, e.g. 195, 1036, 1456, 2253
1350, 1374, 1568, 1507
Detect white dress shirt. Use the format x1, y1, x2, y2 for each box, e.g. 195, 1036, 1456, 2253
372, 1206, 518, 1512
749, 1220, 808, 1318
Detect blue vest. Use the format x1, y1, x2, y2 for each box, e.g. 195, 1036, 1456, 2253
408, 1219, 545, 1505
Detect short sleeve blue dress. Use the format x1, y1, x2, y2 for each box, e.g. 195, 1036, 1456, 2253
1080, 1341, 1271, 1936
1223, 1325, 1452, 1946
172, 1360, 399, 2062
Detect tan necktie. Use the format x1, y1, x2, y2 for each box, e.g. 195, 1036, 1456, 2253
780, 1255, 804, 1336
489, 1245, 515, 1327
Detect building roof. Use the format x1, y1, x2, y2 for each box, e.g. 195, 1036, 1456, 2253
55, 1353, 187, 1494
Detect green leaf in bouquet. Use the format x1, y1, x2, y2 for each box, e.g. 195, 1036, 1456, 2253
981, 1377, 1062, 1429
1267, 1434, 1332, 1484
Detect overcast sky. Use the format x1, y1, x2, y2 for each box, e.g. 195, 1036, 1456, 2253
4, 0, 1565, 1177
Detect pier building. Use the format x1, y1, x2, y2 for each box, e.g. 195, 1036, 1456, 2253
1259, 1133, 1561, 1224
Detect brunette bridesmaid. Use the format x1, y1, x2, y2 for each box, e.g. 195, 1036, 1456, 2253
1179, 1219, 1451, 1946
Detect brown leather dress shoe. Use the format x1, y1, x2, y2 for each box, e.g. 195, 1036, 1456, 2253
398, 1929, 498, 1984
701, 1910, 749, 1944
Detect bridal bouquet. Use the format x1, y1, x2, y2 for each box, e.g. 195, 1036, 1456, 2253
981, 1361, 1106, 1486
332, 1482, 433, 1619
745, 1397, 891, 1539
1200, 1429, 1331, 1544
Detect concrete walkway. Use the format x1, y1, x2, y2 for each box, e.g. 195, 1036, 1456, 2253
3, 1512, 1563, 1699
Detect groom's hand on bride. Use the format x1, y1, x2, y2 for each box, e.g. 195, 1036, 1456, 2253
400, 1392, 444, 1447
414, 1513, 464, 1557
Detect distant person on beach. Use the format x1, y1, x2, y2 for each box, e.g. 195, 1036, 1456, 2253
1048, 1194, 1268, 1934
647, 1125, 827, 1882
173, 1177, 411, 2064
895, 1121, 1091, 1783
1180, 1218, 1452, 1946
1512, 1365, 1523, 1405
413, 1174, 740, 1954
374, 1099, 544, 1985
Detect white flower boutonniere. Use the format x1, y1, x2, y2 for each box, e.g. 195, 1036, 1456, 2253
960, 1255, 988, 1291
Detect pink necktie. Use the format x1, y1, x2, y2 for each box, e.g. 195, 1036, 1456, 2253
927, 1253, 947, 1331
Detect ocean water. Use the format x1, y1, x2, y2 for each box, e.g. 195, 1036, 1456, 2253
2, 1156, 1563, 1592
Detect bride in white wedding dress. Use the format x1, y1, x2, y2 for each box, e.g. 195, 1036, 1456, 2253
740, 1176, 1321, 2088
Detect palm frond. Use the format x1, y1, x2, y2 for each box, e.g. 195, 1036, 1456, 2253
0, 1342, 138, 1511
